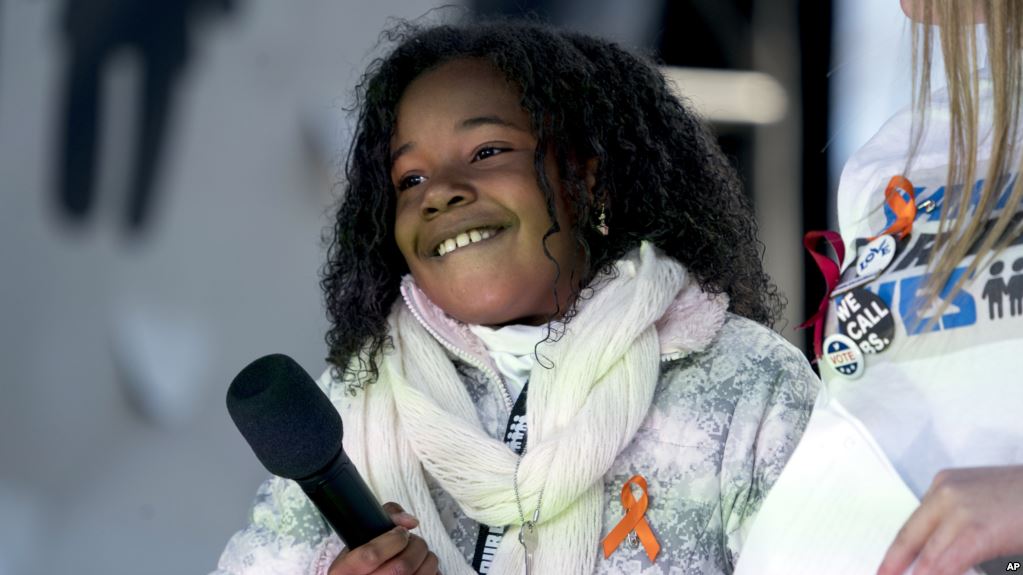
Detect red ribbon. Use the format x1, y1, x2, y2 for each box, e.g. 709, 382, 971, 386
602, 475, 660, 562
796, 230, 845, 359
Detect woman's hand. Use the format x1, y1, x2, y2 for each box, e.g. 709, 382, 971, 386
876, 465, 1023, 575
328, 502, 440, 575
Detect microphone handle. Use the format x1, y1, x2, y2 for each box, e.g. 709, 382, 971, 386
295, 450, 395, 549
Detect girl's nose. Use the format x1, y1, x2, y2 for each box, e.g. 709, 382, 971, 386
420, 172, 476, 218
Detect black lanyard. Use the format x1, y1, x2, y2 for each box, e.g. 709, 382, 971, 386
470, 380, 529, 574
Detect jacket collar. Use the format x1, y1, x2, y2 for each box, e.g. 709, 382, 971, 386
399, 271, 729, 371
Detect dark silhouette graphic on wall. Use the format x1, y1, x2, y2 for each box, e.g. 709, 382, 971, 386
57, 0, 235, 234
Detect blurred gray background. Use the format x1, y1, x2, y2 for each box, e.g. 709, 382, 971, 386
0, 0, 916, 573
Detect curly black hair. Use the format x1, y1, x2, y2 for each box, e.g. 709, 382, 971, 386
322, 18, 784, 387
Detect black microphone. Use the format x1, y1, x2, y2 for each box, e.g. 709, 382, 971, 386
226, 353, 394, 549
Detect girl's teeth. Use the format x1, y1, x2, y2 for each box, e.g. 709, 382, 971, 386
436, 227, 499, 257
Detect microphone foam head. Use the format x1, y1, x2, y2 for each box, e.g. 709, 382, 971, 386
226, 354, 343, 480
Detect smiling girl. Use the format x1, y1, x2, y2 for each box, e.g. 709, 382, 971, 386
214, 19, 818, 575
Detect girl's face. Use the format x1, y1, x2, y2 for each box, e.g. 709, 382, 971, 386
390, 58, 588, 326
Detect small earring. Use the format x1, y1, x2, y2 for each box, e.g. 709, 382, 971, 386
596, 202, 609, 236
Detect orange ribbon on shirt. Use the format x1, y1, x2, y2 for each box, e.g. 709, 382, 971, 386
602, 474, 660, 562
869, 175, 917, 240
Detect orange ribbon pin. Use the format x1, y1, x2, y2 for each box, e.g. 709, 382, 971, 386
869, 175, 917, 241
602, 474, 660, 562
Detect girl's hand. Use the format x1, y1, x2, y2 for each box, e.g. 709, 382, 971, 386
876, 465, 1023, 575
328, 502, 440, 575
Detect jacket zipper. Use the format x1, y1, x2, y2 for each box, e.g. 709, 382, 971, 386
400, 290, 514, 414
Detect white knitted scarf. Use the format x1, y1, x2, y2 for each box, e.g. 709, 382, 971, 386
339, 243, 695, 574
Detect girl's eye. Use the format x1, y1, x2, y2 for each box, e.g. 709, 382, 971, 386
397, 174, 425, 191
472, 146, 509, 162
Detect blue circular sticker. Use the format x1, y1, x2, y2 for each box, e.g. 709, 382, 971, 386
822, 333, 864, 379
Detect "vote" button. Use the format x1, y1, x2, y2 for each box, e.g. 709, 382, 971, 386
822, 333, 864, 379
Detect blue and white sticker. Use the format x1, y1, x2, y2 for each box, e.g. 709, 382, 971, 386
856, 234, 897, 277
822, 333, 864, 379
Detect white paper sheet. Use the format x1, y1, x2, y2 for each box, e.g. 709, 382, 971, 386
735, 395, 981, 575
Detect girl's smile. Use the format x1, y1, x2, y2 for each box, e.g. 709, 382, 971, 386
430, 225, 505, 258
390, 58, 587, 327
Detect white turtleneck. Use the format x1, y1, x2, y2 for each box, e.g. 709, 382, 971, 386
466, 323, 547, 400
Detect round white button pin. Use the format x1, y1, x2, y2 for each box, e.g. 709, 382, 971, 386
822, 333, 865, 379
856, 234, 897, 277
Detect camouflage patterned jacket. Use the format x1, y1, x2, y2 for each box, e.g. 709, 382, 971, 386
214, 305, 818, 575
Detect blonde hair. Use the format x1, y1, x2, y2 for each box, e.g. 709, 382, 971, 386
910, 0, 1023, 314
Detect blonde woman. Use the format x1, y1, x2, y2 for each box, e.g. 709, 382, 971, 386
736, 2, 1023, 574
